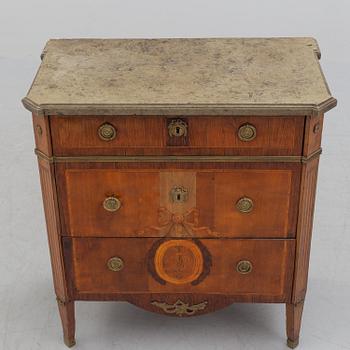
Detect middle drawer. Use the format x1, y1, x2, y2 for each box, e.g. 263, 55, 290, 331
57, 162, 300, 238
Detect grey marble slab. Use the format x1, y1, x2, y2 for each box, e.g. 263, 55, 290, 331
22, 38, 336, 116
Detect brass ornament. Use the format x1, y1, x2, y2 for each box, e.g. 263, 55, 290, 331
36, 124, 43, 136
313, 122, 321, 134
63, 336, 76, 348
107, 257, 124, 271
151, 299, 208, 316
236, 260, 253, 274
287, 338, 299, 349
98, 123, 117, 141
56, 296, 69, 306
238, 124, 257, 141
103, 196, 121, 212
236, 197, 254, 213
170, 186, 188, 203
168, 119, 188, 137
64, 337, 76, 348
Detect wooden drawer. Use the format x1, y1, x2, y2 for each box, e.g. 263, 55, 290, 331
65, 237, 295, 301
57, 163, 300, 238
50, 116, 304, 156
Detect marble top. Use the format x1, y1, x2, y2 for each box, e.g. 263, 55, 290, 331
22, 37, 336, 116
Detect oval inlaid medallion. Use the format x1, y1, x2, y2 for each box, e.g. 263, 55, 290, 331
154, 240, 204, 285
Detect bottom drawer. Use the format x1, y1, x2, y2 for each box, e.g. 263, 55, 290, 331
64, 238, 295, 300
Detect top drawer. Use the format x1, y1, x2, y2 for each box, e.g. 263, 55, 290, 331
50, 116, 304, 156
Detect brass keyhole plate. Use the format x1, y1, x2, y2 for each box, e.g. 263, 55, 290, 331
168, 119, 188, 137
170, 186, 189, 203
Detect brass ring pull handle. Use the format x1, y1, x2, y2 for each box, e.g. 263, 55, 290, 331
107, 257, 124, 271
98, 123, 117, 141
236, 260, 253, 274
238, 123, 256, 141
103, 196, 121, 212
168, 119, 188, 137
236, 197, 254, 213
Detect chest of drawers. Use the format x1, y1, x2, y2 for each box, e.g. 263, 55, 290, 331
23, 38, 336, 348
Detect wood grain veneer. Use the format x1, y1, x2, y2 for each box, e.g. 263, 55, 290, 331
64, 237, 295, 300
50, 116, 304, 156
56, 165, 300, 238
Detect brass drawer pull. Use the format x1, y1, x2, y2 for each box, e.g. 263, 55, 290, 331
236, 260, 253, 274
168, 119, 188, 137
98, 123, 117, 141
238, 123, 256, 141
107, 257, 124, 271
236, 197, 254, 213
170, 186, 188, 203
103, 196, 121, 212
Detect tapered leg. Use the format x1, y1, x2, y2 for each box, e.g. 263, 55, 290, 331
286, 300, 304, 349
57, 297, 76, 347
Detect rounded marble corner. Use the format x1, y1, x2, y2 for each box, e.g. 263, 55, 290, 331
314, 96, 338, 115
21, 97, 45, 116
303, 37, 321, 59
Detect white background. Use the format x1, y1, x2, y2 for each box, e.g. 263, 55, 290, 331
0, 1, 349, 349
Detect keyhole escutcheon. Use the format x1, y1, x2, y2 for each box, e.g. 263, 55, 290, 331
170, 186, 189, 203
168, 119, 188, 137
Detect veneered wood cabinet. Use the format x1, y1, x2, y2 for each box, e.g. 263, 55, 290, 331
23, 38, 336, 348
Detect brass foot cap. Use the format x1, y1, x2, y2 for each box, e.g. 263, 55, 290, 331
287, 338, 299, 349
64, 337, 76, 348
